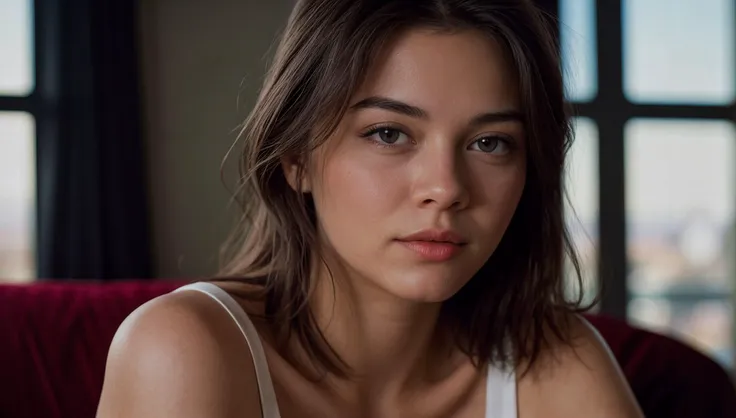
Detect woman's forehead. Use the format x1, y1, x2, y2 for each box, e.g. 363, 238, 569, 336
352, 28, 520, 118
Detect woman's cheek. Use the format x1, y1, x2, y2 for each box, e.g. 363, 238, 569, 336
322, 148, 408, 214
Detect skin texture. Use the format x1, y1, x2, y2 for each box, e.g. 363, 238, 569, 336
97, 29, 644, 418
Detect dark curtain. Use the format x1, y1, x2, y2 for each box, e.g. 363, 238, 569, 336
35, 0, 152, 279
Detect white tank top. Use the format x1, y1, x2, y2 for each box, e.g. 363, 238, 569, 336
176, 282, 517, 418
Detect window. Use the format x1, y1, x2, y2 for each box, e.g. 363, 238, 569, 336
561, 0, 736, 369
623, 0, 734, 104
626, 119, 735, 367
560, 0, 597, 102
0, 0, 34, 95
0, 0, 36, 281
564, 117, 599, 306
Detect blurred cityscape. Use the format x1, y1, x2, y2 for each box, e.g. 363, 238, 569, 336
565, 118, 736, 369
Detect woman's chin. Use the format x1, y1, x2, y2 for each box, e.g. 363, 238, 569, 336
378, 270, 470, 304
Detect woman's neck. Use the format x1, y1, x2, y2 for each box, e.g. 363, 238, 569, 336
307, 258, 454, 401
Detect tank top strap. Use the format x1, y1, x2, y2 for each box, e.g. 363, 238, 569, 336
175, 282, 281, 418
485, 363, 517, 418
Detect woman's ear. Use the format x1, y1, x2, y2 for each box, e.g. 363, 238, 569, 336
281, 155, 311, 193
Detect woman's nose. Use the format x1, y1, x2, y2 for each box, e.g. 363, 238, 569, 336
412, 147, 470, 212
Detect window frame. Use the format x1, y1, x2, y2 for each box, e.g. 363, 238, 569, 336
0, 0, 60, 278
0, 0, 37, 280
567, 0, 736, 371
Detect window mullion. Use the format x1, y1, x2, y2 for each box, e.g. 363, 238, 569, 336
595, 0, 628, 318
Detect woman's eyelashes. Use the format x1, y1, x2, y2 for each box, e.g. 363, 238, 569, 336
359, 124, 412, 148
468, 135, 514, 155
359, 124, 515, 155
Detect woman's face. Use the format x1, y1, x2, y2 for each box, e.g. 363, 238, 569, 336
296, 28, 526, 303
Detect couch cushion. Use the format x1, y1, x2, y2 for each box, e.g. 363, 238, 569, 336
587, 314, 736, 417
0, 281, 734, 417
0, 280, 182, 418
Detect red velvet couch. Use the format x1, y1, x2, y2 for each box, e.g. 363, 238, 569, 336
1, 280, 735, 418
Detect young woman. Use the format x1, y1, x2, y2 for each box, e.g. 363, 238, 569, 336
98, 0, 643, 417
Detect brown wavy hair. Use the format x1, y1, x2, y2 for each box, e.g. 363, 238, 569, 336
216, 0, 591, 378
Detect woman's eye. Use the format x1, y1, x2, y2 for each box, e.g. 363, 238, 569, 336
371, 127, 408, 145
470, 136, 510, 154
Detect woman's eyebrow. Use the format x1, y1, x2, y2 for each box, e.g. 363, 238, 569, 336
349, 95, 523, 126
349, 96, 428, 119
468, 110, 524, 128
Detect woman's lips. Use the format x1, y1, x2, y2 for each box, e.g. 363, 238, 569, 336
395, 240, 464, 261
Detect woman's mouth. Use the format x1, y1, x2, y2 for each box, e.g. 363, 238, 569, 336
395, 228, 467, 261
395, 240, 464, 261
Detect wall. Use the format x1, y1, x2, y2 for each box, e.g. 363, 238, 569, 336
138, 0, 293, 277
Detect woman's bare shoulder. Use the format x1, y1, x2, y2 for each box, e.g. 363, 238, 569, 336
96, 288, 261, 418
518, 313, 644, 418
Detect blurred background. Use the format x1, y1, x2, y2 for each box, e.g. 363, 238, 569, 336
1, 0, 734, 374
